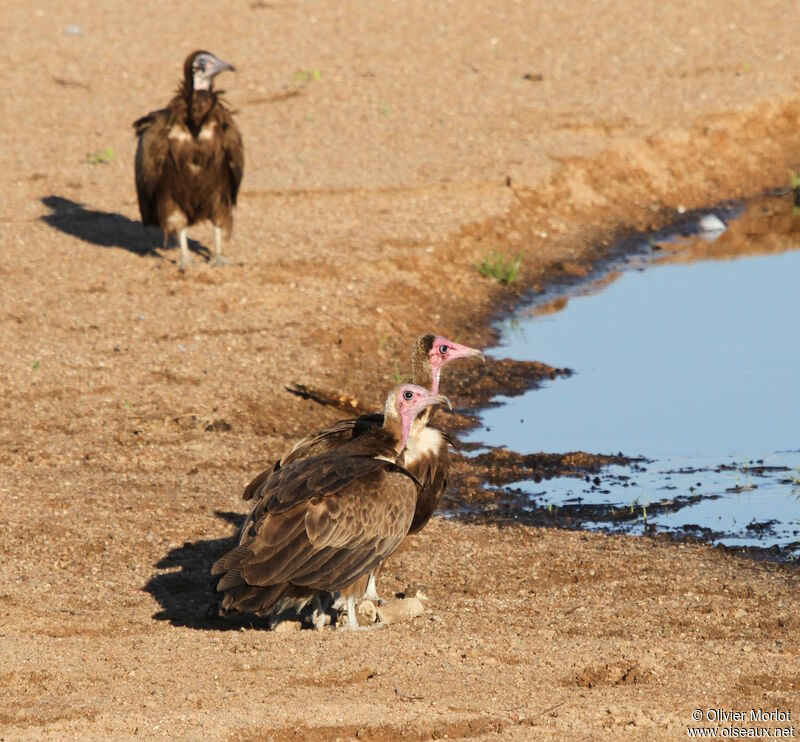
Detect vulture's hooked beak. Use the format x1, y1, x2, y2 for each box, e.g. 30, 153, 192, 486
417, 393, 451, 414
447, 341, 485, 363
210, 57, 236, 77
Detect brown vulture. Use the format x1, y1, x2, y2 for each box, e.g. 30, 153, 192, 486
133, 50, 243, 270
240, 334, 483, 602
211, 384, 449, 630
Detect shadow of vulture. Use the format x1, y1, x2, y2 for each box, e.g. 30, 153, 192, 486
143, 510, 272, 631
39, 195, 208, 259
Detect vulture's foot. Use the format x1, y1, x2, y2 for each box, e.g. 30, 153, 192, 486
178, 253, 194, 272
338, 596, 384, 630
210, 227, 230, 267
209, 254, 231, 267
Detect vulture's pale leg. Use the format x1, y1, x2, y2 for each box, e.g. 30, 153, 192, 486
345, 595, 358, 629
311, 593, 331, 631
178, 228, 193, 271
210, 226, 230, 266
364, 572, 382, 603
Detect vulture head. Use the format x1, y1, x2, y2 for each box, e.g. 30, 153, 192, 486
385, 383, 450, 449
184, 50, 236, 93
413, 334, 484, 394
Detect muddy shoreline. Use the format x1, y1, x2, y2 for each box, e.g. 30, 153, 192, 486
436, 191, 800, 562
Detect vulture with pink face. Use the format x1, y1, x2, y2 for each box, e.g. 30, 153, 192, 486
241, 334, 483, 601
212, 384, 449, 629
134, 50, 243, 270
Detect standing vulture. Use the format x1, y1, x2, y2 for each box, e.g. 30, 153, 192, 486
133, 50, 243, 270
211, 384, 449, 629
240, 333, 483, 601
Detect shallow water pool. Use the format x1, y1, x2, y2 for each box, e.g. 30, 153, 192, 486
466, 199, 800, 556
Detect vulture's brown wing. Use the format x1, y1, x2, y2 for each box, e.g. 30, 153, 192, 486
274, 413, 385, 472
242, 466, 272, 502
133, 109, 170, 225
216, 463, 418, 595
217, 106, 244, 204
237, 452, 395, 545
262, 449, 411, 516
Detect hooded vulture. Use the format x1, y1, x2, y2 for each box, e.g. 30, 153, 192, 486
133, 50, 243, 270
241, 334, 483, 601
212, 383, 449, 630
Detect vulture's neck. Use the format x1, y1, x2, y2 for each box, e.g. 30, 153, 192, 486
403, 418, 445, 471
411, 357, 434, 392
180, 81, 216, 134
411, 361, 437, 427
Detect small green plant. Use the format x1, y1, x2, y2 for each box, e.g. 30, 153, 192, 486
378, 102, 392, 116
790, 172, 800, 190
294, 69, 321, 82
475, 252, 522, 284
392, 360, 403, 383
31, 360, 41, 371
85, 147, 115, 165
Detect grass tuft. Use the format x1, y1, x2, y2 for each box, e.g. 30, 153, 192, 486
85, 147, 115, 165
475, 252, 522, 284
294, 69, 321, 82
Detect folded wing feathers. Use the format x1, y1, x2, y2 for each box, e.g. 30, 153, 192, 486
214, 447, 418, 609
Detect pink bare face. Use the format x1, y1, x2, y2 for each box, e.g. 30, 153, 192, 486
427, 337, 484, 394
395, 384, 450, 447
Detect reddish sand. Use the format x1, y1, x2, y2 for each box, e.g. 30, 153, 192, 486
2, 1, 800, 739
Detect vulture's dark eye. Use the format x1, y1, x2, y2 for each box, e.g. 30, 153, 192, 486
403, 390, 414, 401
439, 345, 449, 354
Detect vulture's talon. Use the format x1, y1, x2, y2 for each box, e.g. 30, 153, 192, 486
209, 254, 231, 267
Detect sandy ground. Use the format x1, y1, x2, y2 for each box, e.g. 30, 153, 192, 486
3, 1, 800, 739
